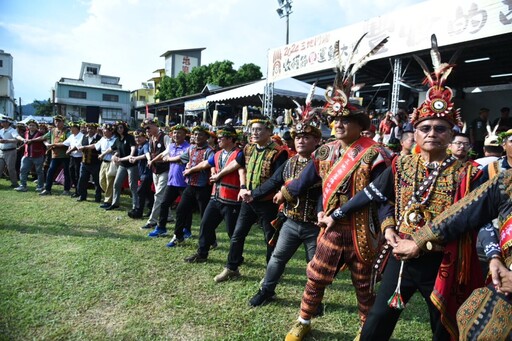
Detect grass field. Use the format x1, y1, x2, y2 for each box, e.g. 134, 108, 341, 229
0, 180, 432, 340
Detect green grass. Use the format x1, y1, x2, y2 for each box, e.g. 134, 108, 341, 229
0, 180, 431, 340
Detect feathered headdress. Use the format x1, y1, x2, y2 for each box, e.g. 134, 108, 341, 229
290, 82, 322, 138
410, 34, 463, 128
323, 33, 388, 130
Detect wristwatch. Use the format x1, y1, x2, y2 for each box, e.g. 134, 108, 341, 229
240, 185, 247, 189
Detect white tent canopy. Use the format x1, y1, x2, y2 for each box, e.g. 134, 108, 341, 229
206, 78, 325, 104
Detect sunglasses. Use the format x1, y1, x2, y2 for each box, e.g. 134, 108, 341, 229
416, 125, 451, 134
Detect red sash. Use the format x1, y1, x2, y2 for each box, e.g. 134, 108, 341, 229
500, 215, 512, 255
322, 137, 376, 209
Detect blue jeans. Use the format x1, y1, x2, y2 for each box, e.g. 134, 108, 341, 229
45, 157, 70, 191
261, 218, 319, 294
20, 156, 44, 188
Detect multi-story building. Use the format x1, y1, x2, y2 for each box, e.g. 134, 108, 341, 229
0, 50, 16, 119
54, 62, 131, 123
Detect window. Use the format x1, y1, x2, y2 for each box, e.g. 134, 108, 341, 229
0, 60, 3, 67
102, 108, 124, 120
103, 94, 119, 102
139, 96, 146, 101
86, 67, 98, 75
69, 90, 87, 99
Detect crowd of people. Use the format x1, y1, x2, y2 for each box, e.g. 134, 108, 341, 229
1, 38, 512, 341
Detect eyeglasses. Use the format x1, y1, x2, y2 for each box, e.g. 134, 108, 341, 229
416, 125, 451, 134
452, 141, 471, 148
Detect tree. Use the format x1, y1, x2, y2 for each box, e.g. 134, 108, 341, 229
33, 98, 54, 116
235, 63, 263, 84
154, 60, 262, 101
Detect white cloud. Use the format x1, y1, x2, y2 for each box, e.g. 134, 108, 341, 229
2, 0, 425, 102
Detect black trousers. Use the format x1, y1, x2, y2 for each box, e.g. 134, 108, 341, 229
172, 185, 212, 239
69, 156, 82, 192
136, 175, 154, 214
360, 253, 450, 341
157, 185, 185, 228
197, 199, 241, 257
226, 200, 278, 271
77, 163, 101, 201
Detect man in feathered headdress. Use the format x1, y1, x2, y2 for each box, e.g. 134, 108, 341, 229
328, 35, 486, 340
284, 34, 391, 341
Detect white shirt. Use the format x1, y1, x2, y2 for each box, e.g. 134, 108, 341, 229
63, 132, 84, 158
94, 135, 117, 161
0, 126, 19, 150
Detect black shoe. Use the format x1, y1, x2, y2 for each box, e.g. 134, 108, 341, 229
70, 193, 79, 198
128, 210, 143, 219
249, 289, 276, 307
99, 203, 110, 209
76, 197, 86, 202
105, 205, 119, 211
140, 223, 154, 230
184, 253, 207, 263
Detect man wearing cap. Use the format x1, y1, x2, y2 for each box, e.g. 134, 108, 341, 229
0, 117, 20, 188
161, 125, 214, 244
14, 119, 46, 192
62, 122, 84, 197
40, 115, 71, 196
327, 40, 484, 341
247, 116, 323, 307
79, 123, 117, 207
283, 97, 390, 340
76, 123, 102, 202
142, 118, 171, 230
213, 119, 288, 282
128, 129, 153, 218
183, 125, 244, 262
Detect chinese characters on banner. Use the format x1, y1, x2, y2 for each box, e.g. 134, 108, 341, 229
267, 0, 512, 82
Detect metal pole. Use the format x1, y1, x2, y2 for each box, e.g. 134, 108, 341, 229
286, 13, 289, 45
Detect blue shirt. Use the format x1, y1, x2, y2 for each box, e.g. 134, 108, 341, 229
137, 142, 151, 179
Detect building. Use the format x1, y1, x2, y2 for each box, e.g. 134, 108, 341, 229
0, 50, 16, 119
54, 62, 131, 123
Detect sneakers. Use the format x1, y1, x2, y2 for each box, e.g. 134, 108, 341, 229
39, 189, 52, 196
61, 190, 71, 196
35, 187, 44, 192
166, 235, 184, 247
99, 203, 110, 209
249, 289, 276, 307
285, 321, 311, 341
214, 268, 240, 283
105, 205, 120, 211
184, 253, 207, 263
14, 186, 28, 192
140, 223, 155, 230
183, 228, 192, 239
148, 227, 168, 238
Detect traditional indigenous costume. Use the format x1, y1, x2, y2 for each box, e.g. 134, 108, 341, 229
185, 126, 243, 261
214, 119, 288, 282
166, 125, 214, 245
284, 33, 391, 341
248, 88, 323, 306
412, 169, 512, 341
338, 35, 485, 340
